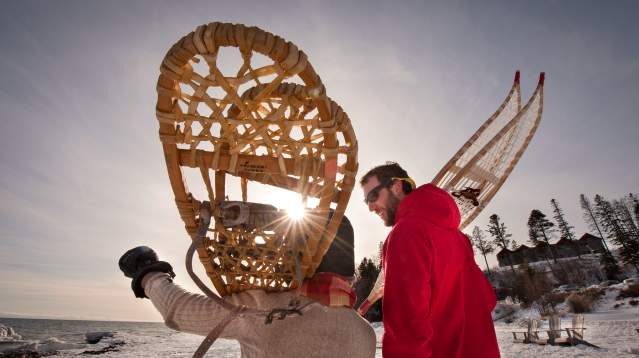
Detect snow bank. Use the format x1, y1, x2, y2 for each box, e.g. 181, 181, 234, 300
0, 323, 87, 357
19, 337, 83, 353
0, 323, 22, 342
0, 323, 30, 354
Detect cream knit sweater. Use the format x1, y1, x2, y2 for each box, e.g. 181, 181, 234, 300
143, 273, 376, 358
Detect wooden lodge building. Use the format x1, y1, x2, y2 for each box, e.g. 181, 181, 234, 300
496, 233, 606, 267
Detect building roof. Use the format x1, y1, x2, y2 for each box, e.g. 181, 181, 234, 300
495, 233, 603, 257
578, 233, 602, 241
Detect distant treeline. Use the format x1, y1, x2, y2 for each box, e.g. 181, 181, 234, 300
353, 257, 382, 322
469, 193, 639, 278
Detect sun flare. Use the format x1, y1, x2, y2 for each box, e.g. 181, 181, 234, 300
285, 201, 306, 220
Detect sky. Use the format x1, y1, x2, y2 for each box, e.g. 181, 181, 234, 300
1, 0, 638, 322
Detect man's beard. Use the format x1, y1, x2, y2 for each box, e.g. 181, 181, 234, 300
384, 192, 401, 227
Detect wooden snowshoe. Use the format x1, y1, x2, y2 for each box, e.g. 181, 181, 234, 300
155, 22, 357, 296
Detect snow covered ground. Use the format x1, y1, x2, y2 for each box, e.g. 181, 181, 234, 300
371, 284, 639, 357
2, 285, 639, 357
371, 311, 639, 357
494, 313, 639, 357
491, 285, 639, 357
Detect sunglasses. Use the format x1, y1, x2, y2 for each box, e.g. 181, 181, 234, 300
364, 180, 391, 205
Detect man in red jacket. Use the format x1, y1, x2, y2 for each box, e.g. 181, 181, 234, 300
360, 162, 500, 357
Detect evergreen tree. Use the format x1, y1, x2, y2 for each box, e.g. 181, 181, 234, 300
487, 214, 516, 275
600, 251, 622, 280
354, 258, 378, 303
629, 193, 639, 226
615, 199, 639, 239
550, 198, 581, 258
354, 257, 382, 321
526, 209, 561, 279
594, 195, 639, 272
527, 218, 542, 246
580, 194, 612, 254
527, 209, 559, 263
470, 226, 494, 275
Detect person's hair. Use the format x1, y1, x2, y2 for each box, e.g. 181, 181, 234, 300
360, 161, 413, 194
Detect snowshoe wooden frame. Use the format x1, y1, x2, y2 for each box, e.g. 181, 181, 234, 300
432, 71, 545, 230
155, 22, 358, 296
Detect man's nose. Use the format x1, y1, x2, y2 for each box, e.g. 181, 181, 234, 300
367, 201, 376, 212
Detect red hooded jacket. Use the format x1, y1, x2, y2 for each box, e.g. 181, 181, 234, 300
382, 184, 500, 357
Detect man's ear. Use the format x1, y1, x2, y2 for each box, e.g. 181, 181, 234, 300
390, 180, 403, 197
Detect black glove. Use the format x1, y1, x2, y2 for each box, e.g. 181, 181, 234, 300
118, 246, 175, 298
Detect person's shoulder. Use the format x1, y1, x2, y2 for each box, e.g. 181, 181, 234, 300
392, 217, 429, 231
386, 220, 432, 257
389, 219, 429, 240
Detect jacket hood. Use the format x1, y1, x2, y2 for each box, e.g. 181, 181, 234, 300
395, 184, 460, 229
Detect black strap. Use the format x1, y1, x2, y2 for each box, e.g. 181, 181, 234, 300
193, 305, 245, 358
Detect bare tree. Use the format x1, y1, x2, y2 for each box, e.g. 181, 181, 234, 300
470, 226, 494, 275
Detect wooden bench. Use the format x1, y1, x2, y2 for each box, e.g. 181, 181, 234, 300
538, 314, 595, 347
513, 314, 597, 347
511, 318, 540, 344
